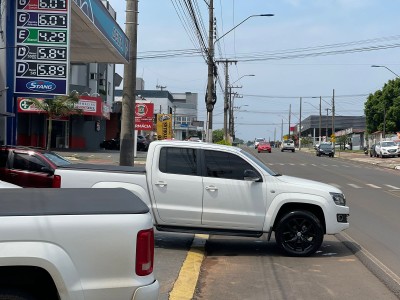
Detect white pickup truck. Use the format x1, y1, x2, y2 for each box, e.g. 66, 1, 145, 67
55, 141, 349, 257
0, 188, 159, 300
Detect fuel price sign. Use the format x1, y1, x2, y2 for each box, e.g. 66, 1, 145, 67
15, 0, 70, 95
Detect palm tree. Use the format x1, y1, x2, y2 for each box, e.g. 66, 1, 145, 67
27, 92, 81, 150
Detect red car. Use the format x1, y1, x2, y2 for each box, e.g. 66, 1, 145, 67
0, 145, 71, 188
257, 142, 272, 153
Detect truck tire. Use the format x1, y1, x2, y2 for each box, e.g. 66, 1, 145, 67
0, 289, 36, 300
275, 210, 323, 257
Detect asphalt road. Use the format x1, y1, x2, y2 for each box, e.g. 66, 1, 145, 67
58, 147, 400, 299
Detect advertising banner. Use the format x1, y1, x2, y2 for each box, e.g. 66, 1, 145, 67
156, 114, 172, 140
135, 103, 154, 130
17, 96, 110, 119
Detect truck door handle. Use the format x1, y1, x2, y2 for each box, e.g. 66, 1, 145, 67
155, 181, 167, 187
205, 185, 218, 192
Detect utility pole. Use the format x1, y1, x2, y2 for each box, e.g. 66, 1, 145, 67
216, 59, 237, 142
299, 97, 302, 150
288, 104, 291, 139
205, 0, 215, 142
332, 89, 335, 142
319, 96, 322, 144
281, 119, 283, 143
120, 0, 138, 166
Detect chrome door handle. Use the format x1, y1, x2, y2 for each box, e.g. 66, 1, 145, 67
155, 181, 167, 187
205, 185, 218, 191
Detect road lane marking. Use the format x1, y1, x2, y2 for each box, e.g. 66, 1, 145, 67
169, 234, 208, 300
365, 184, 381, 189
385, 185, 400, 190
348, 183, 361, 188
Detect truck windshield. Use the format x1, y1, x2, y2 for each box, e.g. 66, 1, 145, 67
240, 149, 276, 175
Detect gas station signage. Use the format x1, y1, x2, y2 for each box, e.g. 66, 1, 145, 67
15, 0, 70, 95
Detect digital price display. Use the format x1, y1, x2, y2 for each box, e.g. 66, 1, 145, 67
17, 0, 67, 11
16, 61, 67, 78
16, 28, 67, 44
17, 12, 67, 28
15, 0, 70, 95
16, 45, 67, 61
38, 29, 67, 43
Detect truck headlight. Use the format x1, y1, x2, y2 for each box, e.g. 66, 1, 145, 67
330, 192, 346, 206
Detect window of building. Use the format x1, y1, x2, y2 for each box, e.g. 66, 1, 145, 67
176, 116, 191, 125
159, 147, 197, 175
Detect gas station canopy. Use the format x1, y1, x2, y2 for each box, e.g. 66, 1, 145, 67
70, 1, 129, 64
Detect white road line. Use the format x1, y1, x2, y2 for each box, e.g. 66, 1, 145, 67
385, 184, 400, 190
311, 164, 317, 166
366, 184, 381, 189
300, 164, 306, 166
289, 163, 295, 166
348, 183, 362, 189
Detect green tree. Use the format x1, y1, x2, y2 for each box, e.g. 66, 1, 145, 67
365, 78, 400, 134
212, 129, 224, 143
27, 92, 81, 150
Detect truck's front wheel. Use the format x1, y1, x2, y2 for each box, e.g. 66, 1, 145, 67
275, 210, 323, 257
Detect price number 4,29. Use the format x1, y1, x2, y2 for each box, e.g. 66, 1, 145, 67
38, 30, 67, 44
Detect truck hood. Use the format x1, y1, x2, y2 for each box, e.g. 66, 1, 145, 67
274, 175, 342, 194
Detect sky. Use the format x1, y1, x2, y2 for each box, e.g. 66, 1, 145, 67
107, 0, 400, 142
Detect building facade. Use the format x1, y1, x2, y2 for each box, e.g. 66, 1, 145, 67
112, 89, 201, 141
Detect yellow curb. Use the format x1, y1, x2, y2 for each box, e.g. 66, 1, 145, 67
169, 234, 208, 300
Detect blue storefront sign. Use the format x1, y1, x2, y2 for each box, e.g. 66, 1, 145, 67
73, 0, 129, 62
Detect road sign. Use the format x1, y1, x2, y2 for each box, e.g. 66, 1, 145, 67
14, 0, 70, 95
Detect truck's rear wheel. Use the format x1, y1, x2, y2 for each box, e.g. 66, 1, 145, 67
275, 210, 323, 257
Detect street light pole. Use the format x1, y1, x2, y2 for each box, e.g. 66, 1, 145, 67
371, 65, 400, 78
214, 14, 274, 44
371, 65, 399, 139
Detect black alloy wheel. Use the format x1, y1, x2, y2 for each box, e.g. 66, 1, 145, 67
275, 210, 323, 257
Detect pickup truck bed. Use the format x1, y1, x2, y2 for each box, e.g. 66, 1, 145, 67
0, 188, 159, 300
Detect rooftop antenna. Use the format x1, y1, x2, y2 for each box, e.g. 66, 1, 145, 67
156, 84, 167, 91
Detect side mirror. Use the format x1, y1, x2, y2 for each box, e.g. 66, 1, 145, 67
244, 169, 262, 182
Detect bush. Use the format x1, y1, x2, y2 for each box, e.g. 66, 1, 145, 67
215, 140, 232, 146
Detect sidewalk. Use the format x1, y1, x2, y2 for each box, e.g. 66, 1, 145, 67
55, 149, 146, 165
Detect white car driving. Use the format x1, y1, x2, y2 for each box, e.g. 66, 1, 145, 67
281, 139, 295, 152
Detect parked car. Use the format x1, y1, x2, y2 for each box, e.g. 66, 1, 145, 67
0, 145, 71, 188
369, 144, 377, 157
281, 139, 295, 152
394, 140, 400, 157
258, 142, 272, 153
254, 138, 265, 149
316, 143, 335, 157
375, 141, 400, 158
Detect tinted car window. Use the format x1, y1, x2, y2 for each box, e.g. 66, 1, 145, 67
204, 150, 257, 180
13, 153, 48, 172
159, 147, 197, 175
43, 152, 71, 166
